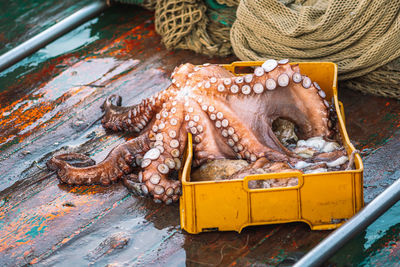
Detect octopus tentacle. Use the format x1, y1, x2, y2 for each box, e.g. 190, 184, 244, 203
101, 94, 122, 111
197, 95, 295, 163
121, 174, 143, 196
101, 86, 180, 133
180, 61, 331, 138
47, 153, 96, 170
314, 149, 347, 162
265, 126, 299, 157
48, 134, 150, 186
49, 59, 342, 204
185, 98, 235, 166
141, 103, 187, 204
101, 95, 155, 133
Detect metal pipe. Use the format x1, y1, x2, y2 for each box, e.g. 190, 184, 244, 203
294, 177, 400, 267
0, 1, 108, 73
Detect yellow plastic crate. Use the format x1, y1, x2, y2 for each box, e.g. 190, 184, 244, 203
179, 61, 364, 234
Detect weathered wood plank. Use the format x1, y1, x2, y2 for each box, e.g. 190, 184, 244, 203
0, 4, 400, 266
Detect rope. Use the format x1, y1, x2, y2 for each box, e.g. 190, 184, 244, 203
114, 0, 400, 99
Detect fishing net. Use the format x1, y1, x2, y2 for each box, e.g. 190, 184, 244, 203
231, 0, 400, 98
154, 0, 236, 56
342, 58, 400, 99
115, 0, 400, 99
116, 0, 236, 56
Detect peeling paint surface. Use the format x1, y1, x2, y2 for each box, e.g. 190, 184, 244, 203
0, 3, 400, 266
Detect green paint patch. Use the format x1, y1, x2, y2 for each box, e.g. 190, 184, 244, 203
329, 201, 400, 265
265, 249, 287, 265
16, 216, 48, 243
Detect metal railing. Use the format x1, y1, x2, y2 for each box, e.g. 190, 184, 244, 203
2, 2, 400, 265
294, 177, 400, 267
0, 1, 108, 73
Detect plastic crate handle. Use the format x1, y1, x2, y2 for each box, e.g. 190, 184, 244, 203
243, 171, 303, 192
221, 61, 263, 74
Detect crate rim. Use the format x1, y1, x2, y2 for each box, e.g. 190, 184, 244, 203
179, 61, 364, 234
181, 61, 363, 187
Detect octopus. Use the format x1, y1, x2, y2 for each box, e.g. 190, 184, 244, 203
47, 59, 339, 204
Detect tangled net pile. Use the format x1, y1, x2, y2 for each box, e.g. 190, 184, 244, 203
116, 0, 400, 99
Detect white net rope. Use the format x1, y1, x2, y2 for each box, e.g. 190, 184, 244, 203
231, 0, 400, 81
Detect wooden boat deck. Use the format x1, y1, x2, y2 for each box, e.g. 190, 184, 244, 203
1, 3, 400, 266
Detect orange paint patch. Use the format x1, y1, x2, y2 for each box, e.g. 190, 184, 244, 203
96, 22, 156, 57
0, 19, 155, 153
30, 258, 39, 264
0, 87, 84, 150
0, 191, 105, 252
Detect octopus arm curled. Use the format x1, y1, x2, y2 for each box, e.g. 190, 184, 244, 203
48, 60, 338, 204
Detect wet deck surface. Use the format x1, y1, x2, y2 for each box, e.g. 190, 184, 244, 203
1, 3, 400, 266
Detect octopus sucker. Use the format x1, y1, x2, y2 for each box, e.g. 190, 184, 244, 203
48, 60, 341, 204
